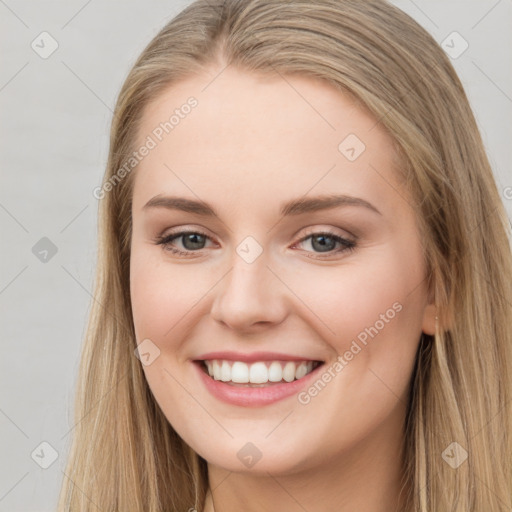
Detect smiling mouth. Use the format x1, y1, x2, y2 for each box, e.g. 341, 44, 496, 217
195, 359, 324, 387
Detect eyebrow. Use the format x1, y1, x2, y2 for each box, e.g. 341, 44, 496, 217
142, 194, 382, 217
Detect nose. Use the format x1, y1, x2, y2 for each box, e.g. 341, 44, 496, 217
209, 251, 288, 333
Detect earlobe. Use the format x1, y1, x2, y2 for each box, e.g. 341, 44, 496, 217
422, 301, 454, 335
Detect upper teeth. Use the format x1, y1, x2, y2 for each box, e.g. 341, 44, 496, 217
203, 360, 318, 384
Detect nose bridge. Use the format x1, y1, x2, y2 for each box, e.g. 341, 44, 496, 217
210, 241, 286, 330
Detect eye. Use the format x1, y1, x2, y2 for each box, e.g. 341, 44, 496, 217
154, 228, 357, 259
293, 230, 356, 258
155, 230, 213, 257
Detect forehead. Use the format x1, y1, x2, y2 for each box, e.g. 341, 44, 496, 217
132, 66, 404, 218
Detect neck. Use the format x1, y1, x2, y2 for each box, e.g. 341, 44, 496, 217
202, 412, 409, 512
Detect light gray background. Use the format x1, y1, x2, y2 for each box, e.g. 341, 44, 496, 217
1, 1, 511, 510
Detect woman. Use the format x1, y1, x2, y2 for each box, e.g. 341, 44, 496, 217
58, 0, 512, 510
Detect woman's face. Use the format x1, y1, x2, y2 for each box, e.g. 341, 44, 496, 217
129, 66, 436, 475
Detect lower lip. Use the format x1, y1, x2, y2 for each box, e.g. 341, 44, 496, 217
193, 361, 324, 407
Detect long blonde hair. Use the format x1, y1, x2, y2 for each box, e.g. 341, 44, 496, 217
58, 1, 512, 510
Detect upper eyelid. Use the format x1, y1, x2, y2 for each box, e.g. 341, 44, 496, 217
159, 223, 356, 240
296, 224, 356, 240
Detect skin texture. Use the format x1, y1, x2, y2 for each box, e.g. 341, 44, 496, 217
129, 65, 437, 512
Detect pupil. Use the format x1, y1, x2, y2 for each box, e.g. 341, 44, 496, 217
183, 233, 205, 250
312, 235, 335, 252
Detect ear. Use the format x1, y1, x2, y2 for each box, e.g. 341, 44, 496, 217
421, 298, 455, 335
421, 270, 437, 335
422, 268, 455, 335
421, 302, 437, 335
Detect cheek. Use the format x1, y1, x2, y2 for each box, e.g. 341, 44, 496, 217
293, 240, 425, 336
129, 248, 210, 432
130, 248, 209, 345
288, 240, 427, 394
322, 248, 426, 401
277, 248, 426, 452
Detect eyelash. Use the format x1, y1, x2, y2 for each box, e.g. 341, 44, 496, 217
154, 228, 356, 259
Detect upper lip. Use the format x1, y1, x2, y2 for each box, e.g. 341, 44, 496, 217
194, 351, 324, 363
